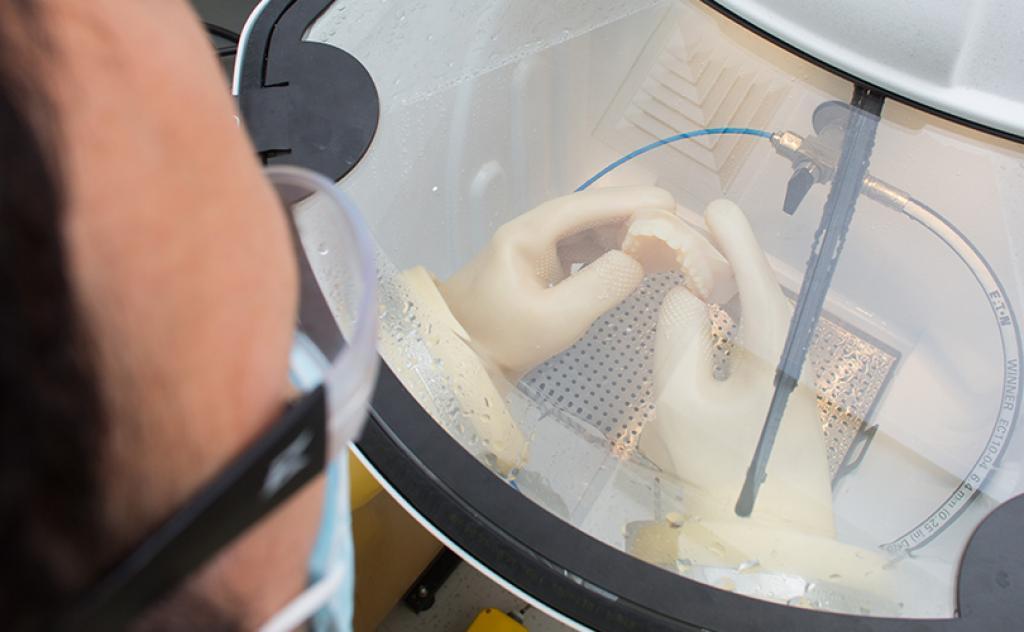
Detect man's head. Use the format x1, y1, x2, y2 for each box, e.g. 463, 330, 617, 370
1, 1, 325, 627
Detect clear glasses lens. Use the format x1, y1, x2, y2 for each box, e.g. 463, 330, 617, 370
266, 165, 379, 457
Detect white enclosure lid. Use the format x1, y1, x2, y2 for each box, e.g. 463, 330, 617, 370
713, 0, 1024, 139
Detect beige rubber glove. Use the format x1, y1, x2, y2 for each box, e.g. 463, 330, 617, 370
639, 198, 834, 535
636, 200, 896, 598
439, 187, 675, 378
622, 207, 737, 305
381, 266, 527, 473
627, 518, 896, 608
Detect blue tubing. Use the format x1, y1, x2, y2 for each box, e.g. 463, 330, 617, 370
576, 127, 772, 192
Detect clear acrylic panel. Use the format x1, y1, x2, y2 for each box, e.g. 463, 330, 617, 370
303, 0, 1024, 619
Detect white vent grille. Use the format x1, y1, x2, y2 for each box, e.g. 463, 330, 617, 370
597, 4, 790, 200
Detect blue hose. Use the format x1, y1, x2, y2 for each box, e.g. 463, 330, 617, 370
576, 127, 772, 192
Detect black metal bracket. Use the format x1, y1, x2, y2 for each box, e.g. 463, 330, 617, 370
402, 548, 463, 613
236, 0, 379, 181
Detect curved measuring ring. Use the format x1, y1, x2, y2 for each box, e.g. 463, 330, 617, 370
578, 128, 1023, 554
880, 197, 1023, 553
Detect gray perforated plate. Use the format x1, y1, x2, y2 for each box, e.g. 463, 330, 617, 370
521, 272, 899, 479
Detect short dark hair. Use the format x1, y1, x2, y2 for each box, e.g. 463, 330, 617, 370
0, 4, 238, 629
0, 2, 108, 627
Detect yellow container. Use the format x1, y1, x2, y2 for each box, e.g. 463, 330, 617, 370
466, 608, 528, 632
348, 448, 382, 511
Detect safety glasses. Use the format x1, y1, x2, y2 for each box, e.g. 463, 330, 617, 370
61, 165, 379, 630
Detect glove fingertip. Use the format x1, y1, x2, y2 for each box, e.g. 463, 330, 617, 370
592, 249, 644, 301
653, 286, 719, 390
705, 199, 745, 233
657, 286, 709, 342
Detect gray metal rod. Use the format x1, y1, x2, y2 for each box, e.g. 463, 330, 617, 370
735, 87, 886, 517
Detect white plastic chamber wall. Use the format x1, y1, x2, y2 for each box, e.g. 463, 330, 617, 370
297, 0, 1024, 620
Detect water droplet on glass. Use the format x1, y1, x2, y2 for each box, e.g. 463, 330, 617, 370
431, 185, 439, 193
402, 301, 414, 316
665, 512, 685, 528
667, 553, 692, 569
737, 559, 760, 573
317, 243, 329, 255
